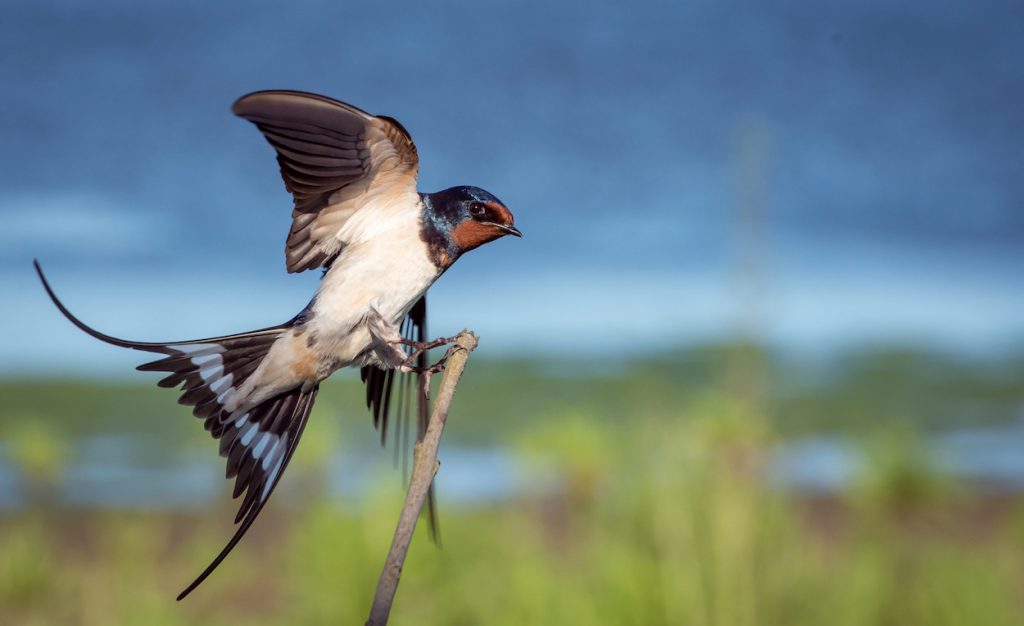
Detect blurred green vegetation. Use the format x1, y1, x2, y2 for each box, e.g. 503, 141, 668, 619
4, 343, 1023, 446
1, 343, 1023, 624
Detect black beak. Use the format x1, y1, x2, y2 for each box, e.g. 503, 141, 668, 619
499, 224, 523, 238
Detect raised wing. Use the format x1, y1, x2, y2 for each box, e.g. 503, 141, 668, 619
233, 90, 419, 273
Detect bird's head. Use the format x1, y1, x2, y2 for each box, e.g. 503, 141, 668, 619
424, 186, 521, 259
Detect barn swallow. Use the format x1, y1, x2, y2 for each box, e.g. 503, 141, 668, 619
34, 90, 520, 599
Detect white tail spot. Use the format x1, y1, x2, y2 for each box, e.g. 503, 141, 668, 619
240, 422, 259, 446
209, 374, 234, 395
175, 343, 224, 356
252, 432, 275, 459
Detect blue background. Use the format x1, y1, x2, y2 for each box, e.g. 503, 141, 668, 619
2, 0, 1022, 373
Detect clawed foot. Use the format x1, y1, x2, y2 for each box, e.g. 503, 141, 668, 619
391, 338, 456, 372
394, 337, 460, 399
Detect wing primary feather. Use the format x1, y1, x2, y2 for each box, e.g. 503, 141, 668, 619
277, 158, 365, 179
395, 366, 408, 472
356, 295, 440, 543
262, 130, 360, 157
244, 115, 361, 142
393, 369, 404, 468
232, 90, 419, 274
410, 297, 441, 544
380, 368, 395, 447
399, 316, 414, 479
393, 315, 410, 470
267, 141, 364, 169
177, 386, 319, 601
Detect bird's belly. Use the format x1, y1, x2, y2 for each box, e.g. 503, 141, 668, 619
308, 238, 438, 367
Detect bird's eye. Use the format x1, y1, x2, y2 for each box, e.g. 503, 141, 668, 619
469, 202, 486, 217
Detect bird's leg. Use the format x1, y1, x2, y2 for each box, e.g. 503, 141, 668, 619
366, 307, 416, 373
391, 335, 460, 366
366, 308, 457, 378
428, 343, 459, 372
389, 335, 460, 400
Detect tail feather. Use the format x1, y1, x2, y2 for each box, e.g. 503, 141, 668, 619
361, 296, 442, 544
141, 334, 284, 424
35, 260, 284, 352
34, 261, 319, 599
177, 383, 319, 600
35, 260, 288, 425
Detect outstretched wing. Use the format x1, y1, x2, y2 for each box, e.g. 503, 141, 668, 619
177, 385, 319, 600
34, 261, 320, 599
360, 296, 440, 541
232, 90, 419, 273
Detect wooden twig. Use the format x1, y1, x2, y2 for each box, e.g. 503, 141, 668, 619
365, 330, 479, 626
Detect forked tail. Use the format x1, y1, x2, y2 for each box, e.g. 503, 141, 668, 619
34, 260, 319, 599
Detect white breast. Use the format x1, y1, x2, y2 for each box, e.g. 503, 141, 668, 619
308, 193, 439, 366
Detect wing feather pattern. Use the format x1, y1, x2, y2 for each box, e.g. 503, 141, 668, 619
177, 385, 318, 600
34, 261, 322, 598
232, 90, 419, 273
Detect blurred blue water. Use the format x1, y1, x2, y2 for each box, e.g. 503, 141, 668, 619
1, 0, 1022, 373
771, 421, 1024, 495
4, 420, 1024, 510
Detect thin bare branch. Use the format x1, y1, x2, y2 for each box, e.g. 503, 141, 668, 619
365, 330, 479, 626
